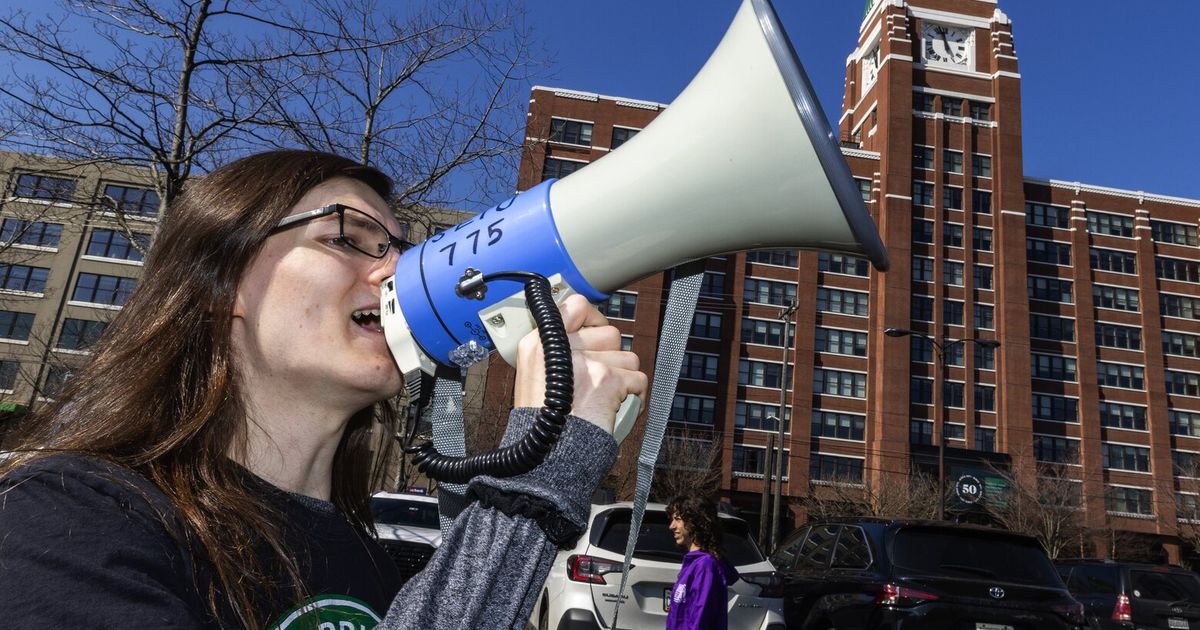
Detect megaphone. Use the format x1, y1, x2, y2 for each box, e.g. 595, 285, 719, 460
382, 0, 889, 480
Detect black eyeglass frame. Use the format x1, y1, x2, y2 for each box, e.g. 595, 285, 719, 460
272, 203, 406, 260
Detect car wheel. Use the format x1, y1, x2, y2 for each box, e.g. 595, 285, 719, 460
537, 600, 549, 630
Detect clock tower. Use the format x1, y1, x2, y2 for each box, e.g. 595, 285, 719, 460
842, 0, 1035, 518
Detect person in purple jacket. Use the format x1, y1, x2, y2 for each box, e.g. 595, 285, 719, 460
665, 494, 739, 630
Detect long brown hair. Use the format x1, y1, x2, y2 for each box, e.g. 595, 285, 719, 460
667, 494, 725, 559
5, 150, 400, 627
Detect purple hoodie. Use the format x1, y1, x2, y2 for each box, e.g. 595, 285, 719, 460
665, 549, 739, 630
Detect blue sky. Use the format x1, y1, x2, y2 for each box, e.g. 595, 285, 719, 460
521, 1, 1200, 201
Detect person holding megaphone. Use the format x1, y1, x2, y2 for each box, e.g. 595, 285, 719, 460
0, 149, 647, 629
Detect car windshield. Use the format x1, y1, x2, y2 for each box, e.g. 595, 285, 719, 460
1130, 570, 1200, 602
370, 497, 440, 529
891, 526, 1060, 585
594, 509, 765, 566
1060, 564, 1120, 594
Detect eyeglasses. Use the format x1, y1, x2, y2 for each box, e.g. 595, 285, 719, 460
272, 203, 407, 260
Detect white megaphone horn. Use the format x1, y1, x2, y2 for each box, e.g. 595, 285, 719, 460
381, 0, 889, 477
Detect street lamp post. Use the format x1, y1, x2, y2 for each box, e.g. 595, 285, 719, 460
884, 327, 1000, 520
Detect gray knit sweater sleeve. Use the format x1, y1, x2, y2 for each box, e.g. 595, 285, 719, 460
380, 408, 617, 630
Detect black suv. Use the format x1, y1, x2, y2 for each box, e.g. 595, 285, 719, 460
770, 517, 1085, 629
1055, 559, 1200, 629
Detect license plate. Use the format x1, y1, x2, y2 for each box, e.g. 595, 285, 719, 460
663, 587, 671, 612
1170, 618, 1190, 630
975, 624, 1014, 630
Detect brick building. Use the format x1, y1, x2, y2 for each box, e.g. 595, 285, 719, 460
486, 0, 1200, 561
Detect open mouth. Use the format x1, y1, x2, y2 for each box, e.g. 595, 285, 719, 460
352, 308, 383, 333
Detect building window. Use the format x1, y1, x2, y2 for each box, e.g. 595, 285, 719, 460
1167, 370, 1200, 397
736, 402, 790, 432
1162, 294, 1200, 320
1164, 331, 1200, 358
670, 394, 716, 425
913, 218, 933, 244
548, 118, 593, 146
620, 335, 632, 352
912, 256, 934, 282
912, 181, 934, 206
974, 343, 995, 369
910, 419, 933, 445
0, 218, 63, 248
0, 310, 34, 341
856, 177, 872, 202
1156, 256, 1200, 283
1027, 238, 1072, 265
972, 190, 992, 214
916, 93, 936, 112
87, 229, 150, 262
1096, 323, 1141, 350
943, 300, 963, 326
818, 252, 871, 276
1175, 452, 1200, 477
975, 384, 995, 411
936, 182, 955, 207
1093, 285, 1139, 311
1099, 402, 1147, 431
975, 427, 996, 452
969, 101, 991, 120
700, 272, 725, 298
973, 265, 993, 290
812, 368, 866, 398
941, 97, 962, 116
0, 359, 18, 391
810, 453, 863, 483
814, 327, 868, 357
943, 261, 964, 286
742, 317, 794, 347
945, 422, 966, 439
0, 264, 50, 294
743, 278, 797, 306
1097, 362, 1144, 390
741, 359, 792, 389
601, 292, 636, 319
1026, 202, 1070, 228
943, 149, 963, 174
971, 154, 991, 178
1031, 353, 1077, 382
610, 126, 638, 150
1107, 487, 1153, 516
913, 146, 934, 170
732, 445, 787, 476
1171, 411, 1200, 437
102, 184, 160, 217
72, 273, 137, 306
911, 295, 933, 322
1033, 393, 1078, 423
1103, 443, 1150, 472
1090, 247, 1137, 274
745, 249, 798, 267
811, 410, 865, 441
42, 365, 73, 399
816, 288, 869, 316
973, 304, 994, 330
14, 173, 76, 202
1030, 314, 1074, 342
57, 318, 109, 351
541, 157, 585, 181
1086, 211, 1135, 237
972, 227, 992, 251
680, 352, 719, 382
1151, 220, 1199, 246
1035, 435, 1079, 464
691, 311, 722, 339
909, 336, 933, 363
943, 223, 963, 247
1028, 276, 1073, 303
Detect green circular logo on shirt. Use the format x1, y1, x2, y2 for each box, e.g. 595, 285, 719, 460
268, 595, 383, 630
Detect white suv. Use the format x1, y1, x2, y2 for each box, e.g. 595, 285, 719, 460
369, 491, 442, 583
530, 502, 785, 630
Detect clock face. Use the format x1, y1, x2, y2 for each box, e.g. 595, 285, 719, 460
921, 22, 972, 66
862, 44, 881, 85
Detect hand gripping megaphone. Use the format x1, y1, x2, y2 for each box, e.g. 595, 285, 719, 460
381, 0, 889, 482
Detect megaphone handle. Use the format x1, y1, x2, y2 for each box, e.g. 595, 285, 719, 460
613, 394, 642, 444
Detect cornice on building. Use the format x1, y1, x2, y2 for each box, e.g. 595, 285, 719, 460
530, 85, 668, 111
1024, 177, 1200, 208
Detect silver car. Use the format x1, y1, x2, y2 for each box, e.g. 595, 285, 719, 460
530, 501, 786, 629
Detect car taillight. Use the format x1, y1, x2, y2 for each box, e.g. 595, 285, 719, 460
1113, 593, 1132, 622
1052, 600, 1085, 624
872, 583, 939, 607
566, 554, 624, 585
741, 571, 783, 598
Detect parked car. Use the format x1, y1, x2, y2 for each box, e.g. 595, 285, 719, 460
1056, 559, 1200, 629
369, 491, 442, 583
771, 517, 1086, 629
530, 501, 785, 630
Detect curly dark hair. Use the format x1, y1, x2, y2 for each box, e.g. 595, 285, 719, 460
667, 494, 724, 558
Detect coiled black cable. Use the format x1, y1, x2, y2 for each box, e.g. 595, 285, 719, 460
405, 271, 573, 483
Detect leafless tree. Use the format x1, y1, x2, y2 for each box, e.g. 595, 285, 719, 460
649, 427, 723, 503
982, 456, 1089, 560
801, 469, 943, 521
